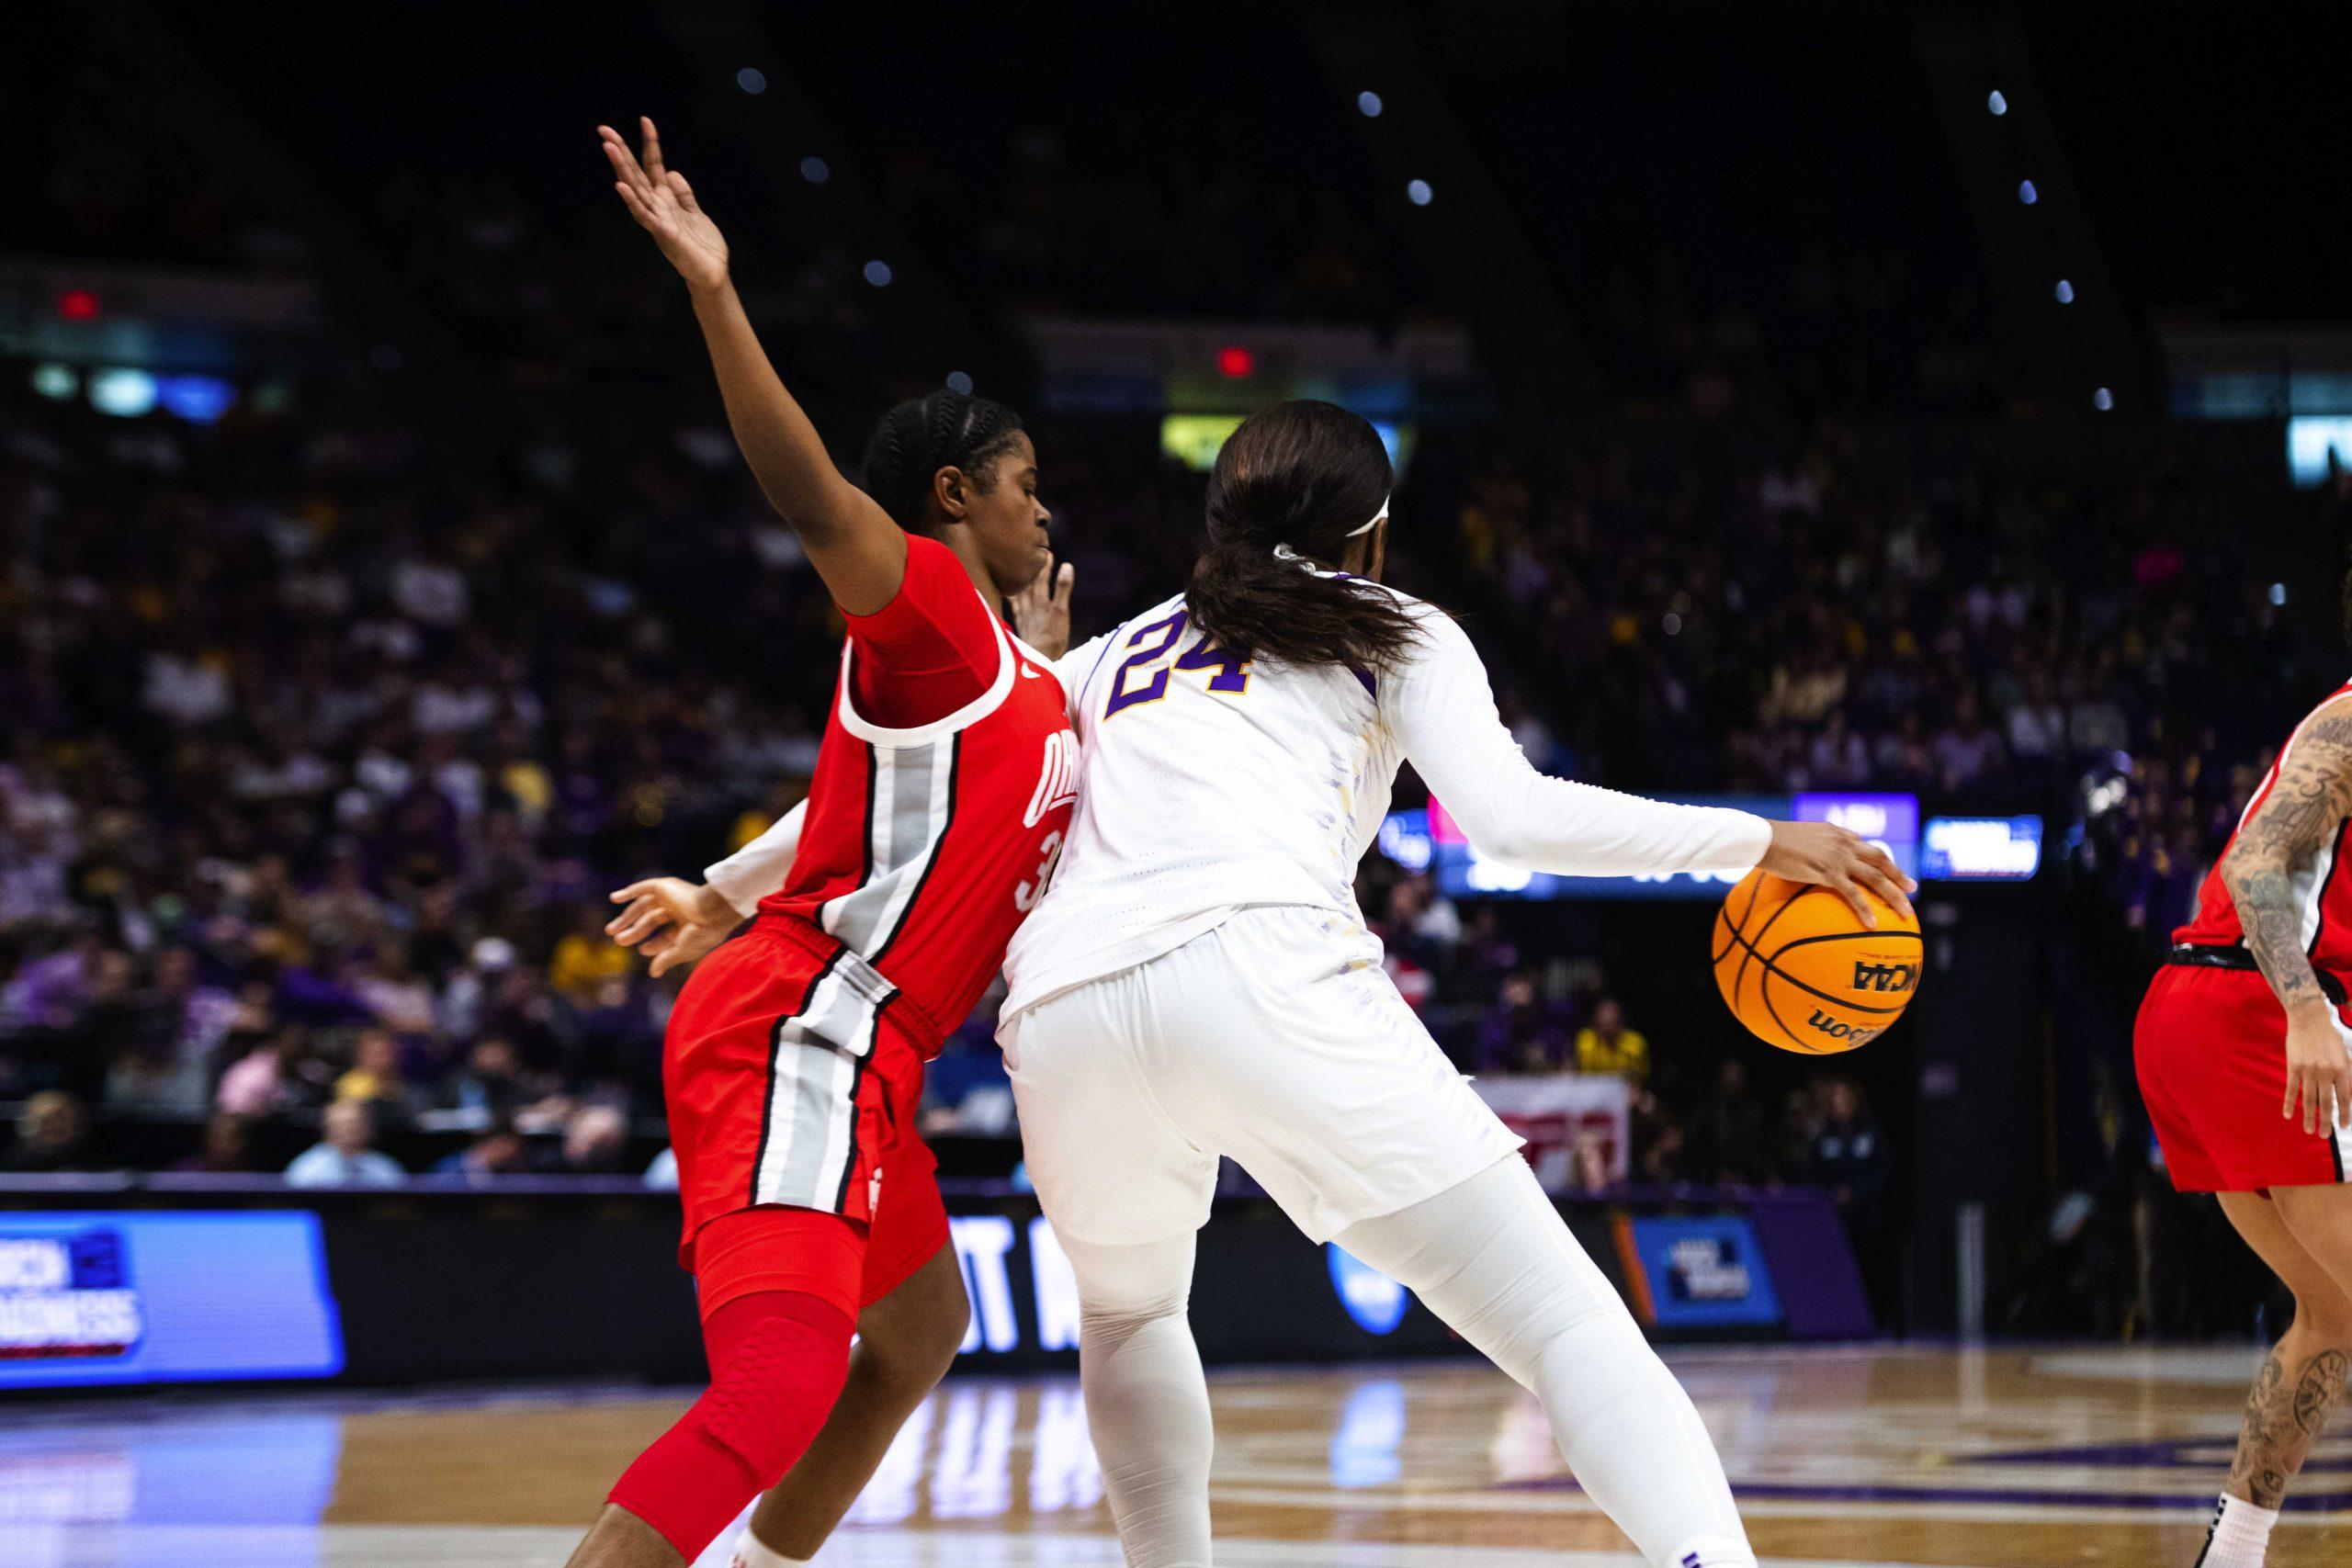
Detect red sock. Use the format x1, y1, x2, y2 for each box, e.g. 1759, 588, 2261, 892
606, 1290, 853, 1560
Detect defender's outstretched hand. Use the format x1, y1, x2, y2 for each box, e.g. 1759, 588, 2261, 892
599, 117, 729, 294
1758, 820, 1917, 929
607, 874, 741, 978
1010, 559, 1075, 660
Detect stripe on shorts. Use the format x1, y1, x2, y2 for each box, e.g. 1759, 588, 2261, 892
752, 947, 900, 1213
2328, 1011, 2352, 1184
820, 738, 957, 958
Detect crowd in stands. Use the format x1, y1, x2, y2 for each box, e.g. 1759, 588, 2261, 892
1413, 424, 2301, 814
1, 9, 2312, 1211
0, 355, 2297, 1197
2071, 468, 2352, 964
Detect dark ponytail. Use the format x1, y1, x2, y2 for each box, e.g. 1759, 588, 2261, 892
1185, 400, 1425, 673
859, 389, 1026, 531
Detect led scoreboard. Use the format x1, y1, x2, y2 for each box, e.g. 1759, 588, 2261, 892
1380, 791, 2045, 900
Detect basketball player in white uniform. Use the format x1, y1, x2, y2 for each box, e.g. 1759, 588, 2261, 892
616, 400, 1910, 1568
1000, 401, 1908, 1568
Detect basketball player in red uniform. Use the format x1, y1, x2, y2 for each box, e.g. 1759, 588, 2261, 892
566, 120, 1077, 1568
2137, 679, 2352, 1566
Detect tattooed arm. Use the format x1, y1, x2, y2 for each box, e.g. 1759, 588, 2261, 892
2220, 704, 2352, 1134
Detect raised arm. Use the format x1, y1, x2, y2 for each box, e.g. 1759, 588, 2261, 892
601, 118, 906, 614
1387, 608, 1914, 926
2221, 699, 2352, 1134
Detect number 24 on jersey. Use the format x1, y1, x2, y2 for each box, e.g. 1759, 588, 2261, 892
1102, 610, 1250, 718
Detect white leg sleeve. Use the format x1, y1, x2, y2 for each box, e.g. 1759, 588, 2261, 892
1058, 1230, 1214, 1568
1334, 1157, 1755, 1568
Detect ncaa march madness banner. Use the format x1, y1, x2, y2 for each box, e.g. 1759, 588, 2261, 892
0, 1213, 344, 1390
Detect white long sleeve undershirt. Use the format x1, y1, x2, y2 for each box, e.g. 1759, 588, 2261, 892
1385, 608, 1772, 878
703, 799, 808, 918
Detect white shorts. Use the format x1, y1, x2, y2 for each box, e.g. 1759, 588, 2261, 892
999, 905, 1524, 1246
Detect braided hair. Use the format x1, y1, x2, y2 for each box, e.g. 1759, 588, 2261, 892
1184, 400, 1426, 673
859, 389, 1027, 532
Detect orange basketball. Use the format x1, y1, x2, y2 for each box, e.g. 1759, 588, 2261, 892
1711, 868, 1922, 1054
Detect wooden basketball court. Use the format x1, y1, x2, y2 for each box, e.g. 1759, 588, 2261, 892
3, 1345, 2344, 1566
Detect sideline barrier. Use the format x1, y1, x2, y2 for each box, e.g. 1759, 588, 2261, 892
0, 1179, 1869, 1391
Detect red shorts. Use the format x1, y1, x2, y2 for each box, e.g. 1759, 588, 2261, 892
665, 916, 949, 1315
2135, 963, 2352, 1192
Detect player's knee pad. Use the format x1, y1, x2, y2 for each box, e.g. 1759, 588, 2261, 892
1063, 1231, 1196, 1341
1337, 1156, 1634, 1387
606, 1297, 852, 1561
687, 1312, 852, 1483
1522, 1302, 1655, 1401
1492, 1259, 1624, 1377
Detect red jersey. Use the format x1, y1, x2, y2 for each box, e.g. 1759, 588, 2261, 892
2176, 682, 2352, 976
757, 536, 1078, 1055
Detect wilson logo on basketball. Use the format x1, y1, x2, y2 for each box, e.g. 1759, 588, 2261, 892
1807, 1010, 1886, 1044
1713, 869, 1922, 1055
1850, 961, 1918, 994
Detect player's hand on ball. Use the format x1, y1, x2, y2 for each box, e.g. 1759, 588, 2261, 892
2281, 1005, 2352, 1135
1758, 821, 1917, 929
606, 876, 741, 978
1010, 559, 1075, 660
599, 117, 729, 295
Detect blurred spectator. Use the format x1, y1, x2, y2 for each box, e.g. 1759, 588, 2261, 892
1627, 1084, 1687, 1184
1686, 1057, 1771, 1184
548, 907, 634, 1003
1566, 1131, 1614, 1196
218, 1031, 300, 1116
1806, 1079, 1889, 1206
1931, 691, 2007, 794
1478, 974, 1573, 1075
440, 1035, 537, 1127
1803, 708, 1871, 789
5, 1090, 92, 1172
1377, 876, 1458, 1012
334, 1028, 415, 1121
285, 1100, 404, 1188
173, 1111, 266, 1175
431, 1122, 530, 1185
1772, 1086, 1815, 1172
2006, 671, 2066, 798
1808, 1077, 1896, 1316
1575, 997, 1650, 1081
554, 1103, 629, 1176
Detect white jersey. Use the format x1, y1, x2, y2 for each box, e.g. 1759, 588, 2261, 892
999, 582, 1774, 1019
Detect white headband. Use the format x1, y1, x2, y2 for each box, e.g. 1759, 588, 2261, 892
1271, 498, 1390, 568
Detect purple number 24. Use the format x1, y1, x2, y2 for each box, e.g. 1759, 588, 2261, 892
1102, 610, 1251, 718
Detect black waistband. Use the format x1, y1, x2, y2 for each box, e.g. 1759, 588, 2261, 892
2167, 943, 2348, 1006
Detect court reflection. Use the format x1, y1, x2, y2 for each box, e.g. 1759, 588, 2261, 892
6, 1349, 2349, 1566
849, 1381, 1103, 1524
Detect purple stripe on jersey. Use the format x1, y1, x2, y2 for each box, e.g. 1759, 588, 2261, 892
1081, 629, 1120, 694
1077, 615, 1137, 710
